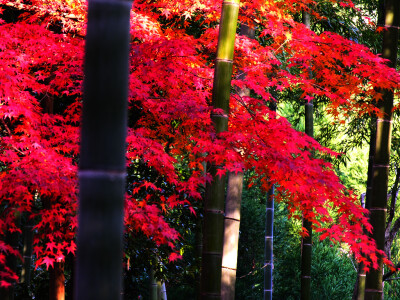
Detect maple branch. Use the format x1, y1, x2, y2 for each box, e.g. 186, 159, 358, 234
3, 2, 83, 22
1, 1, 85, 37
376, 24, 400, 30
191, 73, 212, 81
274, 38, 290, 53
385, 277, 400, 281
1, 118, 12, 136
2, 1, 83, 21
231, 91, 256, 118
388, 217, 400, 246
383, 262, 400, 281
388, 163, 400, 225
231, 92, 281, 157
1, 119, 26, 156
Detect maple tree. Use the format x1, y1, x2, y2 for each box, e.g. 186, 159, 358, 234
1, 0, 400, 297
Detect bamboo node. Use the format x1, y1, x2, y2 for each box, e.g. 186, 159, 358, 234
211, 113, 229, 118
365, 289, 383, 293
369, 207, 387, 211
205, 209, 225, 215
224, 216, 240, 221
373, 164, 390, 168
79, 170, 126, 179
222, 1, 240, 7
377, 118, 393, 123
221, 265, 237, 271
216, 58, 233, 63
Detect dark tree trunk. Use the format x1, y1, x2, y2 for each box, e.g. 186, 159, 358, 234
300, 10, 313, 300
49, 262, 65, 300
365, 0, 400, 299
0, 219, 20, 300
352, 121, 376, 300
264, 186, 274, 300
74, 0, 132, 299
20, 217, 34, 286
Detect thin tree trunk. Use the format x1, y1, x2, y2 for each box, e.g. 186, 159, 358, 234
159, 282, 167, 300
221, 172, 244, 299
352, 91, 378, 300
49, 262, 65, 300
0, 214, 20, 300
150, 269, 158, 300
196, 216, 203, 300
264, 100, 276, 300
150, 268, 167, 300
74, 0, 132, 299
384, 165, 400, 259
43, 96, 67, 300
354, 2, 389, 298
44, 200, 65, 300
200, 1, 240, 298
365, 0, 400, 299
264, 186, 274, 300
220, 21, 253, 300
301, 10, 313, 300
20, 217, 34, 286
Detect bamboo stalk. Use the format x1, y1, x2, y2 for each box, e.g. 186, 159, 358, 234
75, 1, 132, 299
301, 10, 313, 300
220, 21, 253, 300
150, 269, 158, 300
20, 219, 34, 286
200, 1, 240, 299
365, 0, 400, 299
221, 172, 244, 299
264, 186, 274, 300
49, 262, 65, 300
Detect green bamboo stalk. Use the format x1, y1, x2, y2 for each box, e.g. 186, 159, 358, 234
365, 0, 399, 299
75, 0, 132, 299
150, 269, 158, 300
264, 185, 274, 300
301, 10, 313, 300
264, 100, 276, 300
200, 1, 240, 299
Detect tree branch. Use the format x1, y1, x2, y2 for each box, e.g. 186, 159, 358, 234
383, 262, 400, 281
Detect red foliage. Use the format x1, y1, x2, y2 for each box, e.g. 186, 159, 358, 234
1, 0, 399, 287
